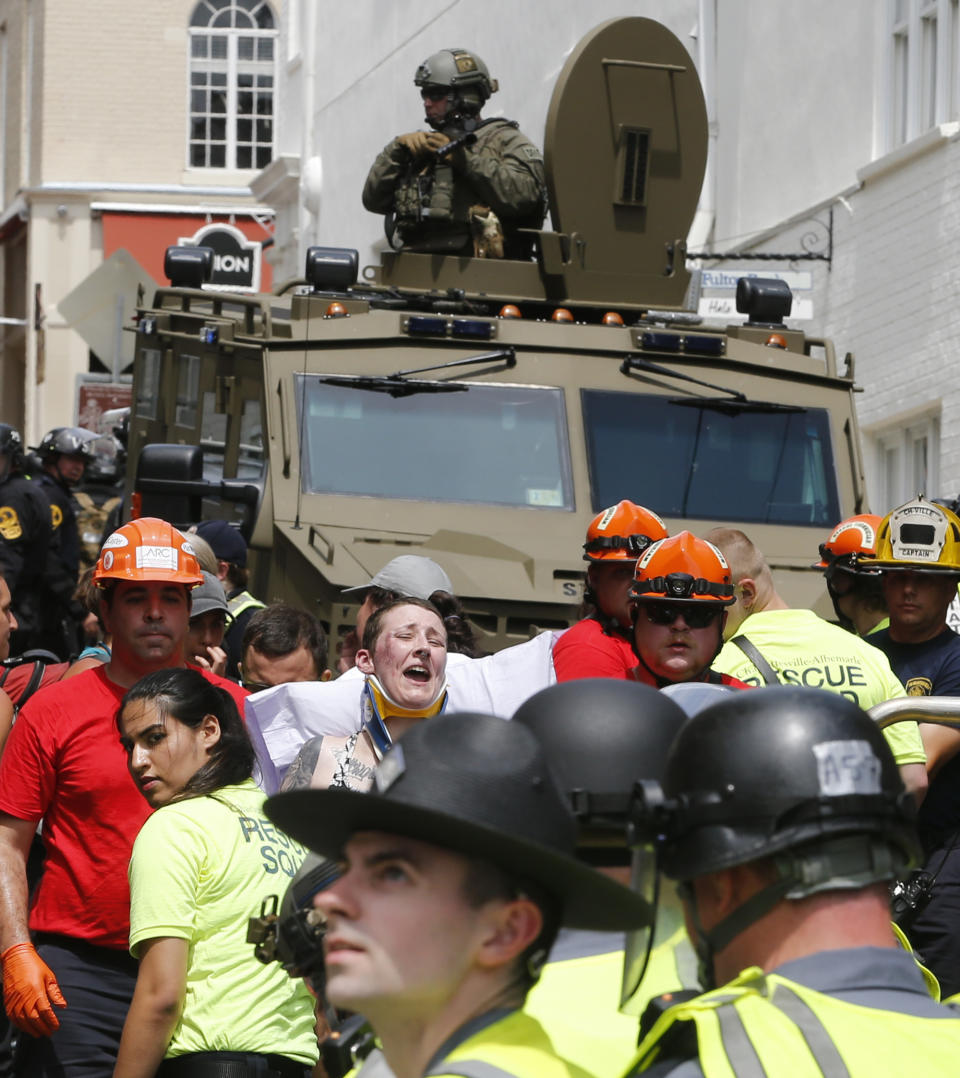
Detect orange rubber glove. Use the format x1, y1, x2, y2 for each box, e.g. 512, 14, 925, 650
1, 942, 67, 1036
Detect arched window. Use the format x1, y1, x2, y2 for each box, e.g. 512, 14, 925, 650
188, 0, 277, 169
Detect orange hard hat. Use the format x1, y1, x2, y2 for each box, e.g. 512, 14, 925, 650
93, 517, 203, 589
630, 532, 735, 604
583, 501, 668, 562
814, 514, 882, 572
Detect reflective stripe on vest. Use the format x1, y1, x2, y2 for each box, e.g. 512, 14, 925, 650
425, 1063, 520, 1078
714, 1002, 765, 1078
631, 968, 960, 1078
767, 984, 849, 1078
227, 591, 265, 620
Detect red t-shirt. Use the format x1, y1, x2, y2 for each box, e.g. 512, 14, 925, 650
553, 618, 637, 682
0, 665, 247, 949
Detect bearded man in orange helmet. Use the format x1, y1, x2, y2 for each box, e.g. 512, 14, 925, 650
0, 518, 247, 1078
554, 500, 669, 681
627, 531, 750, 689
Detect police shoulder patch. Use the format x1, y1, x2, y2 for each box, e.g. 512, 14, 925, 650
0, 506, 22, 540
906, 677, 933, 696
50, 504, 63, 529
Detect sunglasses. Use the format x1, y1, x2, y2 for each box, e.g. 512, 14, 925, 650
420, 87, 449, 101
641, 603, 721, 629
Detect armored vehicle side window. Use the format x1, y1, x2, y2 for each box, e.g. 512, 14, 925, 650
176, 354, 201, 428
238, 398, 264, 479
582, 391, 840, 527
201, 390, 227, 480
136, 348, 162, 420
296, 378, 573, 509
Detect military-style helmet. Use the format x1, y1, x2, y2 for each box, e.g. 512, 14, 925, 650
0, 424, 24, 475
814, 513, 882, 574
93, 517, 203, 589
513, 680, 686, 843
649, 687, 919, 883
414, 48, 498, 112
630, 531, 735, 605
34, 426, 99, 461
872, 495, 960, 574
583, 501, 668, 562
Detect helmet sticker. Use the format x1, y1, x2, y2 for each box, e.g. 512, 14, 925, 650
597, 505, 618, 531
812, 740, 881, 797
830, 520, 875, 548
704, 540, 729, 569
181, 541, 197, 556
102, 532, 129, 549
636, 540, 663, 570
136, 546, 179, 572
102, 551, 115, 571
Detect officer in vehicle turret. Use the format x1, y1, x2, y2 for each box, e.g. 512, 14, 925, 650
362, 48, 547, 259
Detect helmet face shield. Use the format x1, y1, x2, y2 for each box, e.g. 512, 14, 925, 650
619, 843, 659, 1013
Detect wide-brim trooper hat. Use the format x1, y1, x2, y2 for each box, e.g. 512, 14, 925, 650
266, 713, 653, 932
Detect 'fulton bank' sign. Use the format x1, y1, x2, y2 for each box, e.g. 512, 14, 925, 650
177, 223, 262, 292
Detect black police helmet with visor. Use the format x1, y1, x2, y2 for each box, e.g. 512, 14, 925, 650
0, 424, 24, 479
33, 426, 100, 466
513, 679, 687, 1013
630, 686, 921, 989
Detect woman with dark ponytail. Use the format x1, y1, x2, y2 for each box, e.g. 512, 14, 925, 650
113, 668, 316, 1077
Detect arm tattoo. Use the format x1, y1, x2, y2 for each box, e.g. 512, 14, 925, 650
280, 737, 324, 791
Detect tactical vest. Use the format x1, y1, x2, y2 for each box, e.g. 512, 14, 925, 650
392, 119, 525, 252
629, 966, 960, 1078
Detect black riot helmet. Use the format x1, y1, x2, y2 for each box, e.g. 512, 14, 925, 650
414, 48, 498, 129
636, 686, 921, 987
513, 679, 687, 1012
34, 426, 99, 463
0, 424, 24, 478
513, 679, 686, 847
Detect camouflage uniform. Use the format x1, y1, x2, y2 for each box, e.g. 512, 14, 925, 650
362, 118, 547, 259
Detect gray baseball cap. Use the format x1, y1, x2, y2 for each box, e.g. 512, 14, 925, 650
190, 571, 231, 621
341, 555, 453, 601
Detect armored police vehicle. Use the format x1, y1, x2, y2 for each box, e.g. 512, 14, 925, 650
126, 17, 865, 654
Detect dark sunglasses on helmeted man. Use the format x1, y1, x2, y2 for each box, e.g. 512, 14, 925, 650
640, 603, 722, 629
420, 87, 449, 101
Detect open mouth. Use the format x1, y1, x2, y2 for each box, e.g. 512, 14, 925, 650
403, 665, 431, 683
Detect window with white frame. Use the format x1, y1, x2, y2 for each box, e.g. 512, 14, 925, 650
874, 414, 940, 510
188, 0, 277, 170
885, 0, 960, 149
